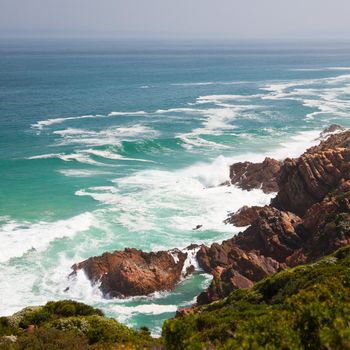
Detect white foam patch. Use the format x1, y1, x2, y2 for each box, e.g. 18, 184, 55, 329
110, 304, 178, 315
0, 212, 95, 263
31, 115, 103, 130
178, 134, 231, 151
156, 105, 256, 136
108, 111, 147, 116
195, 94, 262, 104
59, 169, 113, 177
75, 154, 273, 237
82, 149, 154, 163
181, 246, 201, 276
29, 152, 108, 166
171, 81, 250, 86
54, 124, 158, 147
290, 67, 350, 72
32, 111, 148, 130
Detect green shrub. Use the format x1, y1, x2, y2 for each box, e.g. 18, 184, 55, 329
44, 300, 103, 317
16, 328, 88, 350
19, 310, 52, 329
163, 246, 350, 350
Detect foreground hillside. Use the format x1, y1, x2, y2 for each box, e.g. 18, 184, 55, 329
3, 246, 350, 349
163, 246, 350, 350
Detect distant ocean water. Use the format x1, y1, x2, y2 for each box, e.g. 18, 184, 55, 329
1, 39, 350, 335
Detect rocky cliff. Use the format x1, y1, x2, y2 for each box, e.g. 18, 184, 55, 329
197, 127, 350, 303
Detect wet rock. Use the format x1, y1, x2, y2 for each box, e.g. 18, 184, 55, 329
196, 207, 301, 303
229, 157, 281, 194
319, 124, 345, 138
272, 134, 350, 216
72, 248, 189, 298
224, 205, 267, 227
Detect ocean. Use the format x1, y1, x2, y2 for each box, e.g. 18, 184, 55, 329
1, 39, 350, 335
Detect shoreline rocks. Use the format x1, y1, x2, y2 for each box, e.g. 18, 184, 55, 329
229, 157, 281, 194
71, 127, 350, 306
71, 248, 192, 298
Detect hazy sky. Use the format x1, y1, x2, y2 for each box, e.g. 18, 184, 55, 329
1, 0, 350, 39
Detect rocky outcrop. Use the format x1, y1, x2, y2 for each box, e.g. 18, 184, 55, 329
224, 205, 267, 227
72, 248, 191, 298
319, 123, 344, 138
272, 133, 350, 216
197, 207, 302, 302
198, 128, 350, 303
71, 127, 350, 306
229, 157, 281, 194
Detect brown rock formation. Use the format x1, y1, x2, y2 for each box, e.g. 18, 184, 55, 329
272, 133, 350, 216
72, 248, 189, 298
197, 207, 301, 302
229, 157, 281, 194
319, 124, 344, 138
198, 129, 350, 303
224, 205, 267, 227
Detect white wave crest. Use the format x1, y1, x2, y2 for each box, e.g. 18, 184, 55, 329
0, 212, 96, 263
32, 111, 148, 130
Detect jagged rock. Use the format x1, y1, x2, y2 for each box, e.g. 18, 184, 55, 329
301, 179, 350, 261
229, 157, 281, 194
224, 205, 267, 227
198, 130, 350, 303
319, 124, 345, 138
72, 248, 189, 298
272, 135, 350, 216
196, 207, 301, 303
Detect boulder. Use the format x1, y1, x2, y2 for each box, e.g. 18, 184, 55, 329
229, 157, 281, 194
72, 248, 189, 298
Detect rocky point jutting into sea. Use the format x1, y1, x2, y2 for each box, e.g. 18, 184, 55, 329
70, 125, 350, 306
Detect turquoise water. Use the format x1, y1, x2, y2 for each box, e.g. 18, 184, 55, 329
1, 39, 350, 335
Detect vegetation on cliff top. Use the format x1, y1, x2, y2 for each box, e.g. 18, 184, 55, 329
163, 246, 350, 350
0, 300, 161, 349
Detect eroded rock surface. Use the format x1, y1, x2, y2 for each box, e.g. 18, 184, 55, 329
198, 128, 350, 303
272, 133, 350, 216
229, 157, 281, 194
224, 205, 267, 227
72, 248, 189, 298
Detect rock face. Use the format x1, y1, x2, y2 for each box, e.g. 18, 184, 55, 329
224, 205, 267, 227
319, 123, 344, 138
197, 129, 350, 303
197, 207, 301, 303
229, 157, 281, 194
272, 134, 350, 216
72, 248, 189, 298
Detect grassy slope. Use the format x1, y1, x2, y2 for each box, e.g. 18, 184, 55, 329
163, 246, 350, 350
